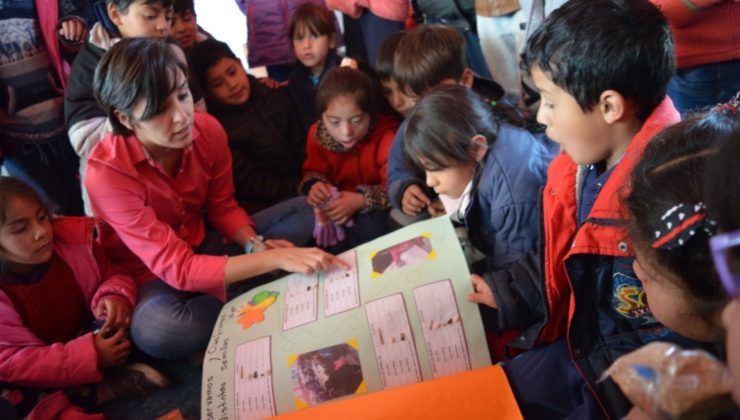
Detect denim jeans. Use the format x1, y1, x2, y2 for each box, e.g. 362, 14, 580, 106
130, 195, 315, 359
667, 59, 740, 115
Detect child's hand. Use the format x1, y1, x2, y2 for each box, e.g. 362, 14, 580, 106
324, 191, 365, 224
467, 274, 497, 308
58, 19, 87, 43
95, 298, 132, 335
271, 247, 349, 275
257, 77, 288, 89
401, 184, 431, 216
427, 199, 446, 217
307, 182, 332, 207
94, 329, 131, 369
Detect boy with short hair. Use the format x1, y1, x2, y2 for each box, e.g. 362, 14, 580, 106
170, 0, 209, 52
473, 0, 680, 417
375, 31, 414, 118
65, 0, 173, 167
189, 39, 308, 214
386, 24, 505, 225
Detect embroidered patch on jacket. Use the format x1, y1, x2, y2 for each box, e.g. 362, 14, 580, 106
612, 273, 655, 324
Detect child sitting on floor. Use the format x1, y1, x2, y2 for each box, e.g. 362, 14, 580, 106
190, 39, 308, 213
300, 66, 399, 252
0, 177, 169, 418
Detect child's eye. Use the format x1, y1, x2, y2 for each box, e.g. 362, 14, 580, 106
350, 117, 363, 125
178, 90, 191, 101
11, 224, 27, 234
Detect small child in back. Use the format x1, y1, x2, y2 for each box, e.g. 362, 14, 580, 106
170, 0, 209, 53
0, 177, 169, 418
190, 39, 307, 213
375, 31, 414, 119
300, 67, 399, 252
287, 2, 342, 132
485, 0, 679, 417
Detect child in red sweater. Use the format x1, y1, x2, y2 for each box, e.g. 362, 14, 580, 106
300, 66, 399, 252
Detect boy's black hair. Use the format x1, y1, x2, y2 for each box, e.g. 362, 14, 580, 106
627, 108, 740, 324
376, 31, 405, 81
189, 39, 239, 92
106, 0, 174, 14
403, 84, 496, 172
522, 0, 674, 120
94, 37, 189, 135
173, 0, 194, 14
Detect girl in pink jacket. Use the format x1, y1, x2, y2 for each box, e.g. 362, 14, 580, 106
0, 177, 168, 417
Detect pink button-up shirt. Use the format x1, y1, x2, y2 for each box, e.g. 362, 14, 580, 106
86, 112, 252, 301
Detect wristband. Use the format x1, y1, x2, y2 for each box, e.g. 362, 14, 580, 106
244, 235, 265, 254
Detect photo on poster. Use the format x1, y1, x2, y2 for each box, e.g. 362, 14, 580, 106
288, 341, 366, 408
370, 234, 436, 277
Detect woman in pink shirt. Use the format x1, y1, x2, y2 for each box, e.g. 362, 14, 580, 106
85, 38, 343, 360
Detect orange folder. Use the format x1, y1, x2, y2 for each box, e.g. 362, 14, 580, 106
275, 365, 522, 419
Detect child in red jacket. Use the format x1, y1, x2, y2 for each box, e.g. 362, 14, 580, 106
300, 66, 399, 252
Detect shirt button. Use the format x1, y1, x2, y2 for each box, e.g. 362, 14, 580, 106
550, 188, 556, 195
573, 348, 583, 357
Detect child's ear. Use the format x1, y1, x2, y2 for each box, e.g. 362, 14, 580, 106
471, 134, 488, 162
113, 110, 134, 131
599, 89, 627, 124
461, 69, 474, 88
107, 3, 124, 28
329, 33, 338, 49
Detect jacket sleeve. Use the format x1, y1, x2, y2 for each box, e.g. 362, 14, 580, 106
0, 298, 102, 387
89, 241, 137, 314
484, 250, 546, 331
64, 43, 110, 158
356, 124, 396, 211
85, 159, 229, 298
386, 124, 428, 209
231, 147, 301, 205
299, 128, 333, 194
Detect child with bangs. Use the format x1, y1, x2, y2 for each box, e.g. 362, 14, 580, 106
287, 2, 342, 132
300, 66, 399, 252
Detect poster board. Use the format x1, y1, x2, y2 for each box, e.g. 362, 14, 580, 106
201, 216, 491, 420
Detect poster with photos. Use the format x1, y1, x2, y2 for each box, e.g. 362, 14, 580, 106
201, 216, 491, 420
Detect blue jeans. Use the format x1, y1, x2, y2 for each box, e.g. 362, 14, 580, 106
130, 196, 315, 359
667, 59, 740, 115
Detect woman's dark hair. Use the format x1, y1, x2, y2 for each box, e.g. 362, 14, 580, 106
704, 98, 740, 267
0, 177, 46, 227
627, 108, 740, 323
403, 84, 496, 172
316, 66, 376, 118
188, 38, 238, 91
94, 37, 189, 135
289, 2, 336, 40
